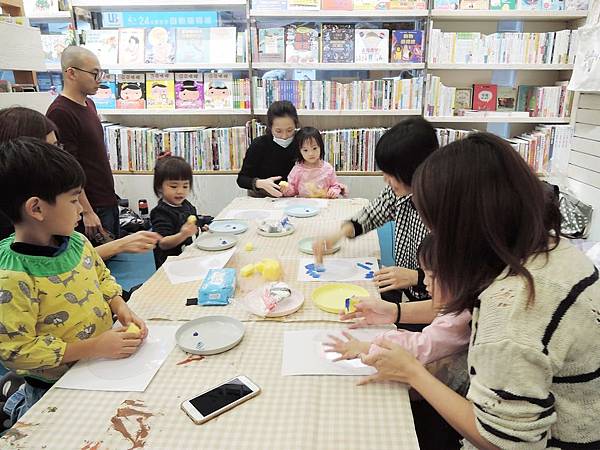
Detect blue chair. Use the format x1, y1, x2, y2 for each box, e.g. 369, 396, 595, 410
377, 221, 395, 267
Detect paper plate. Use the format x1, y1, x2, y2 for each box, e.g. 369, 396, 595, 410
209, 220, 248, 235
176, 316, 245, 355
311, 284, 369, 314
256, 224, 296, 237
284, 205, 319, 218
298, 237, 341, 255
242, 286, 304, 318
195, 234, 238, 251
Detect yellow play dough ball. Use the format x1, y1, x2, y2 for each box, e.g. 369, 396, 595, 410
126, 323, 141, 336
240, 264, 255, 277
279, 181, 289, 188
245, 242, 254, 251
186, 215, 197, 225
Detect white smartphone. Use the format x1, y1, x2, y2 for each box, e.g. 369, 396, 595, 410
180, 375, 261, 424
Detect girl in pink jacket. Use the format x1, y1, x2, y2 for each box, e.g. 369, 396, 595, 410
281, 127, 347, 199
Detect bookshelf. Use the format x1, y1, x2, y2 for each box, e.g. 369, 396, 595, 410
253, 109, 422, 116
428, 64, 574, 70
252, 62, 426, 70
426, 116, 571, 124
430, 10, 588, 20
100, 108, 252, 115
99, 63, 249, 71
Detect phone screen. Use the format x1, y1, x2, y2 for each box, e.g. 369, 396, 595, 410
189, 377, 253, 417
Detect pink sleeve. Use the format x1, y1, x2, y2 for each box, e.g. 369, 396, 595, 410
283, 164, 301, 197
368, 309, 472, 364
323, 163, 347, 198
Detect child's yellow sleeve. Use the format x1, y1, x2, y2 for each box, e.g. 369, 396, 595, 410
0, 273, 67, 371
85, 241, 122, 302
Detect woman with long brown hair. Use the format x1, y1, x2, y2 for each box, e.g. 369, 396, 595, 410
354, 132, 600, 449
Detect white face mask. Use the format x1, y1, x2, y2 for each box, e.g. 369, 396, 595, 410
273, 136, 294, 148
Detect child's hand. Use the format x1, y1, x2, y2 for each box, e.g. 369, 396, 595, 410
94, 327, 142, 359
323, 331, 370, 361
180, 221, 198, 239
340, 298, 398, 328
326, 188, 340, 199
115, 306, 148, 339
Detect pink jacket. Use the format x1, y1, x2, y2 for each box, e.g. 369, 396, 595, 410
368, 309, 472, 364
283, 161, 347, 198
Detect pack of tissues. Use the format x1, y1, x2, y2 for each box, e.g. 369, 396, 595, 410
198, 268, 236, 306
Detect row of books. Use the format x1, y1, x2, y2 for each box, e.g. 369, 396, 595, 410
425, 76, 573, 117
42, 27, 247, 66
252, 76, 423, 111
91, 72, 250, 110
434, 0, 587, 10
253, 0, 427, 9
255, 25, 423, 64
428, 29, 577, 65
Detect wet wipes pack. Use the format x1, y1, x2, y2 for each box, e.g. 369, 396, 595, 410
198, 268, 236, 306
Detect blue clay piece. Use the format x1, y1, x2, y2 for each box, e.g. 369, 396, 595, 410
365, 272, 375, 279
365, 261, 373, 266
356, 263, 371, 270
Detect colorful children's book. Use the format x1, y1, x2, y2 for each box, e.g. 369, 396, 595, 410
391, 31, 423, 63
497, 86, 517, 111
23, 0, 59, 17
355, 29, 390, 63
175, 73, 204, 109
146, 73, 175, 109
204, 72, 233, 109
209, 27, 237, 63
90, 74, 117, 109
258, 27, 285, 62
118, 28, 145, 65
321, 24, 355, 63
144, 27, 176, 64
473, 84, 497, 111
287, 0, 320, 9
516, 0, 541, 8
116, 73, 146, 109
460, 0, 489, 8
175, 28, 210, 64
454, 87, 473, 110
40, 34, 71, 65
83, 30, 119, 66
516, 85, 537, 113
321, 0, 353, 9
285, 24, 319, 64
490, 0, 517, 8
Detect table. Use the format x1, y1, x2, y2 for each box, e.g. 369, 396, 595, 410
1, 197, 419, 450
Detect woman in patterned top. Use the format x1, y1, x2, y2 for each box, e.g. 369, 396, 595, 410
313, 117, 439, 319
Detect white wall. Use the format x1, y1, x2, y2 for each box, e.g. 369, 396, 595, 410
114, 174, 386, 216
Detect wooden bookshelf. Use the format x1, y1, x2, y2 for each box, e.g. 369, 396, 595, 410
252, 62, 425, 71
430, 9, 588, 21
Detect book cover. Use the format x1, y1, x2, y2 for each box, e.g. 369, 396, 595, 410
23, 0, 58, 16
516, 0, 541, 8
90, 74, 116, 109
353, 0, 388, 9
116, 73, 146, 109
285, 24, 319, 64
473, 84, 497, 111
391, 31, 423, 63
516, 85, 536, 113
321, 0, 353, 9
490, 0, 517, 8
460, 0, 489, 8
146, 72, 175, 109
540, 0, 563, 9
209, 27, 237, 64
454, 87, 472, 110
355, 29, 390, 63
175, 28, 210, 64
258, 27, 285, 62
144, 27, 176, 64
204, 72, 233, 109
82, 30, 119, 66
321, 24, 355, 63
118, 28, 145, 65
40, 34, 70, 65
497, 86, 517, 111
175, 72, 204, 109
287, 0, 320, 9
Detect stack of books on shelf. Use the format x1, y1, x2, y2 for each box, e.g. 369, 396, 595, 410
433, 0, 588, 9
426, 77, 573, 118
253, 24, 424, 64
253, 76, 423, 111
90, 72, 250, 111
252, 0, 427, 10
428, 29, 577, 65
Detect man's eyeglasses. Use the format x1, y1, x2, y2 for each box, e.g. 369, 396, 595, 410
68, 67, 106, 82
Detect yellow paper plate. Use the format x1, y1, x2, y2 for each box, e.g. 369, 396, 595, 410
311, 283, 369, 314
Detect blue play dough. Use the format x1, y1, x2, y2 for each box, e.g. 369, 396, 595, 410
364, 272, 375, 279
365, 261, 373, 266
356, 263, 371, 270
305, 263, 323, 278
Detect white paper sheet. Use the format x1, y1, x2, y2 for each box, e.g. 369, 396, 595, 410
281, 327, 393, 376
54, 325, 178, 392
224, 209, 283, 221
163, 248, 235, 284
297, 257, 379, 282
270, 198, 329, 210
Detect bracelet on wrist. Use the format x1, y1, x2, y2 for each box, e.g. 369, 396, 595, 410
395, 302, 402, 326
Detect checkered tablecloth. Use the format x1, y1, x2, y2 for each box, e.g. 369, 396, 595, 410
1, 198, 419, 450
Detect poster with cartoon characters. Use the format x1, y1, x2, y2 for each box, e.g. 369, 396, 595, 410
175, 73, 204, 109
90, 74, 116, 109
391, 31, 423, 63
146, 72, 175, 109
203, 72, 233, 110
118, 28, 145, 65
116, 74, 146, 109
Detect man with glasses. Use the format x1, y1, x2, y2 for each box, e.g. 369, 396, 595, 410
46, 46, 119, 244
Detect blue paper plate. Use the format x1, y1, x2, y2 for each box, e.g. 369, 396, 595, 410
284, 205, 319, 218
208, 220, 248, 234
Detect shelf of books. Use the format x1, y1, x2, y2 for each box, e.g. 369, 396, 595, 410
427, 116, 571, 123
428, 64, 574, 70
100, 63, 250, 71
70, 0, 247, 11
253, 109, 422, 116
252, 62, 426, 70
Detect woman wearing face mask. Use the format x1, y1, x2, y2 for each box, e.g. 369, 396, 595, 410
236, 101, 299, 198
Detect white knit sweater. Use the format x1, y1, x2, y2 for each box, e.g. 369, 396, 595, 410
463, 239, 600, 449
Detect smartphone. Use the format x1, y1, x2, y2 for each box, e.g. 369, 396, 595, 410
180, 375, 260, 424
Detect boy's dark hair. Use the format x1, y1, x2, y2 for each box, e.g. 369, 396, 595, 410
0, 137, 85, 223
375, 117, 439, 186
417, 233, 435, 273
0, 107, 59, 143
153, 154, 193, 197
294, 126, 325, 163
266, 100, 299, 135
